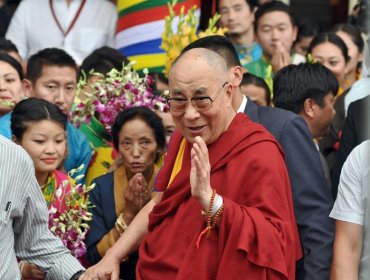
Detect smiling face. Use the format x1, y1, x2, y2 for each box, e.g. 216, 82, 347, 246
256, 11, 297, 56
218, 0, 254, 36
0, 60, 23, 115
17, 119, 67, 183
27, 65, 77, 114
311, 42, 347, 85
168, 49, 235, 145
118, 118, 158, 180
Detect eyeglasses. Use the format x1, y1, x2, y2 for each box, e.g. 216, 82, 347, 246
166, 82, 228, 114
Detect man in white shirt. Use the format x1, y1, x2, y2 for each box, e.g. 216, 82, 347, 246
0, 135, 85, 280
6, 0, 117, 65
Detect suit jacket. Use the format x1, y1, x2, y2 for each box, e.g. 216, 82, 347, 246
331, 95, 370, 198
244, 99, 334, 280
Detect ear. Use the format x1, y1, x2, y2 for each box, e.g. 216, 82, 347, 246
358, 52, 364, 63
292, 25, 298, 42
251, 6, 258, 21
225, 82, 233, 106
22, 79, 34, 97
229, 66, 243, 87
302, 98, 315, 119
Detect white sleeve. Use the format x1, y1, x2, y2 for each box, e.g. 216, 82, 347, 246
5, 1, 29, 59
330, 141, 368, 225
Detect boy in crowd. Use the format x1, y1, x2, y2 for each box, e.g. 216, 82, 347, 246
217, 0, 262, 67
23, 48, 92, 179
246, 1, 305, 82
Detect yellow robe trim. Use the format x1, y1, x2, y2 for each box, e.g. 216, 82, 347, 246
336, 86, 344, 97
96, 165, 159, 257
168, 138, 186, 189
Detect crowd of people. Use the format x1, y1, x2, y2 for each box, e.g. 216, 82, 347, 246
0, 0, 369, 279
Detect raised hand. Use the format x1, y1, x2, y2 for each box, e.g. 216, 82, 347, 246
271, 41, 292, 73
190, 136, 213, 209
124, 173, 151, 222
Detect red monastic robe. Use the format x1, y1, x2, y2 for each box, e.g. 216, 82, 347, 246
137, 113, 302, 279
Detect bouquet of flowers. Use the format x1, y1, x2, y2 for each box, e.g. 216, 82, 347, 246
161, 0, 228, 76
70, 62, 168, 134
48, 166, 95, 262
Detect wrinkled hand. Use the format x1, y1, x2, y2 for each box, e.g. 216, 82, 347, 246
124, 173, 151, 220
190, 136, 213, 209
271, 41, 292, 73
79, 253, 120, 280
22, 262, 46, 279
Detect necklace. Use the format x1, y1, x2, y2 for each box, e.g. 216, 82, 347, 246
49, 0, 86, 38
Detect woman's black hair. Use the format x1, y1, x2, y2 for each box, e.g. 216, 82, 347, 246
111, 106, 166, 155
241, 73, 271, 105
330, 23, 364, 53
307, 32, 350, 63
11, 98, 67, 140
0, 52, 23, 80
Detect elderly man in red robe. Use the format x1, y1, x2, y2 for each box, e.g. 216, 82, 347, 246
81, 47, 301, 280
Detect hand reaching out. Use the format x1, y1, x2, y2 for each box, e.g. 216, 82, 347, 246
79, 252, 121, 280
190, 136, 213, 209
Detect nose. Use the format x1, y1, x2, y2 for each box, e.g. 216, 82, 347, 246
271, 29, 279, 40
132, 143, 141, 158
321, 62, 332, 71
228, 9, 236, 20
54, 89, 67, 106
184, 101, 200, 121
45, 141, 56, 154
0, 79, 6, 91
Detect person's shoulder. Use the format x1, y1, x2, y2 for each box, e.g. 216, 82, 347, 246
258, 106, 305, 128
245, 58, 266, 78
67, 122, 90, 142
91, 170, 114, 187
245, 58, 263, 69
0, 135, 33, 166
233, 113, 279, 145
352, 140, 370, 158
350, 94, 370, 108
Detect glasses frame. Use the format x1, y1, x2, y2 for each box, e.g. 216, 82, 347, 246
166, 82, 228, 113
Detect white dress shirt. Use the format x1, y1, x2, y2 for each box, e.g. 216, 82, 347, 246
237, 94, 248, 113
6, 0, 117, 64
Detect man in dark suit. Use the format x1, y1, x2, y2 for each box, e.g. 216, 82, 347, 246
182, 35, 334, 280
331, 95, 370, 198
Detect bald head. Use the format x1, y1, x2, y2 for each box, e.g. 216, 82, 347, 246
170, 48, 228, 79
